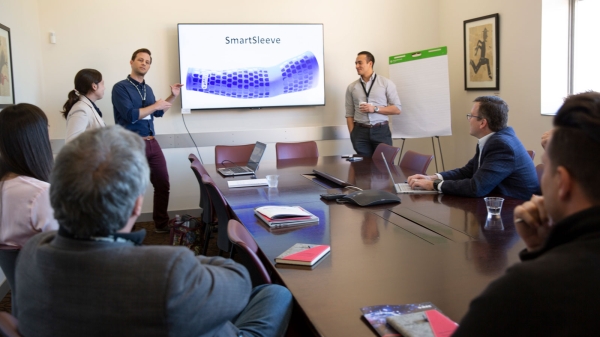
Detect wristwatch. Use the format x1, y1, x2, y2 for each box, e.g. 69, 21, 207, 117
374, 106, 379, 113
432, 179, 442, 191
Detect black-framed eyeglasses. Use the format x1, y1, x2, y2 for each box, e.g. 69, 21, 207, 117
466, 114, 483, 120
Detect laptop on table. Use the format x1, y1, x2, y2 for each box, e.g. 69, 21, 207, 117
218, 142, 267, 176
381, 153, 439, 194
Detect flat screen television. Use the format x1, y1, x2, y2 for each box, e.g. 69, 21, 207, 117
177, 23, 325, 110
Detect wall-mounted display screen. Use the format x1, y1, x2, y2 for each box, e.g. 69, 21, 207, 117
178, 23, 325, 110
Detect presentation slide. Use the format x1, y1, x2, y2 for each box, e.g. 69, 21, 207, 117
178, 24, 325, 110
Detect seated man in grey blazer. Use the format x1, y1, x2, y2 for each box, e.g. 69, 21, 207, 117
407, 96, 539, 200
15, 126, 292, 337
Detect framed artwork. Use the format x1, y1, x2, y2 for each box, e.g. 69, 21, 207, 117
464, 14, 499, 90
0, 23, 15, 108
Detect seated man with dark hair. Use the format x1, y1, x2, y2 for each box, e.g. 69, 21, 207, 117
15, 126, 292, 337
452, 91, 600, 336
408, 95, 539, 200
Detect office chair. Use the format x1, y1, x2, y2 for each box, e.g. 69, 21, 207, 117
275, 141, 319, 160
227, 219, 272, 286
0, 312, 21, 337
527, 150, 536, 161
0, 250, 19, 295
188, 154, 218, 255
214, 144, 255, 165
202, 174, 236, 257
372, 143, 400, 164
536, 163, 545, 185
399, 150, 434, 175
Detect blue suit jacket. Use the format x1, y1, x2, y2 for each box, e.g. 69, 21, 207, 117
440, 127, 540, 200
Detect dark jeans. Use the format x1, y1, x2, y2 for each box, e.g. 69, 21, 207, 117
145, 139, 170, 229
233, 284, 293, 337
350, 123, 393, 157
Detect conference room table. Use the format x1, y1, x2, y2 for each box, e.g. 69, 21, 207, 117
208, 156, 527, 337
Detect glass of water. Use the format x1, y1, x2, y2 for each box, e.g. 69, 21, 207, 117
266, 175, 279, 188
484, 197, 504, 216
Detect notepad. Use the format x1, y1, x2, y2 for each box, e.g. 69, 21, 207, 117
275, 243, 330, 266
254, 206, 319, 228
227, 179, 268, 188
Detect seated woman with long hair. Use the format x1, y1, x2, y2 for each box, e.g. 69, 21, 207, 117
61, 68, 106, 142
0, 103, 58, 293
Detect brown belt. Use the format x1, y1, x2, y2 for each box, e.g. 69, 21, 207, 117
355, 121, 389, 129
142, 135, 155, 141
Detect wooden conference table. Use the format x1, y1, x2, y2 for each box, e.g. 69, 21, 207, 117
209, 156, 526, 337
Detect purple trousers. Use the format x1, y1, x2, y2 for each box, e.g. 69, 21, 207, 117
144, 139, 170, 229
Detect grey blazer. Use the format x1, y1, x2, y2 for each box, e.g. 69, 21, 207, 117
65, 97, 106, 143
15, 231, 252, 337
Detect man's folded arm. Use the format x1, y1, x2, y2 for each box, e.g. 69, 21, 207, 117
166, 251, 252, 334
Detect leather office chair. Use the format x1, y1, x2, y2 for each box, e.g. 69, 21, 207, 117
399, 150, 434, 175
214, 144, 255, 165
275, 141, 319, 160
188, 154, 218, 255
372, 143, 400, 163
527, 150, 536, 161
0, 250, 19, 295
0, 312, 21, 337
227, 219, 272, 286
202, 174, 236, 257
536, 163, 545, 185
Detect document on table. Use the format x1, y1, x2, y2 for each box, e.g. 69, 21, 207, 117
228, 179, 268, 188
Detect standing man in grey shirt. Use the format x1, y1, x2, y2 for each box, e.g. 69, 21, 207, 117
345, 51, 402, 157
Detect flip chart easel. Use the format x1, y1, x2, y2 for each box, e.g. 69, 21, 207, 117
388, 46, 452, 172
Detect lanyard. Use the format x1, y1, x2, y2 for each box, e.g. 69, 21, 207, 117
127, 77, 147, 107
359, 74, 377, 103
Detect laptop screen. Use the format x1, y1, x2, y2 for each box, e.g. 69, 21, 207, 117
247, 142, 267, 171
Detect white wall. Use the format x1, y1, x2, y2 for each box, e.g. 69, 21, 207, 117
0, 0, 44, 106
32, 0, 441, 212
439, 0, 553, 169
2, 0, 554, 213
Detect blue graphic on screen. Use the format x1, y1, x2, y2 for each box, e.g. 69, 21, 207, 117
186, 51, 319, 99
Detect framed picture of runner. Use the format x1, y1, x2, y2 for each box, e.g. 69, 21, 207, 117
464, 14, 499, 90
0, 23, 15, 108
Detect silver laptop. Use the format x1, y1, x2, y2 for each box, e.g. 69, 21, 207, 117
381, 153, 439, 194
218, 142, 267, 176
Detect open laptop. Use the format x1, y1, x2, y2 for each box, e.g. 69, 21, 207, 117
218, 142, 267, 176
381, 153, 439, 194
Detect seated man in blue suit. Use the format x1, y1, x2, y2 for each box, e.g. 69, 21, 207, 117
15, 126, 292, 337
407, 96, 539, 200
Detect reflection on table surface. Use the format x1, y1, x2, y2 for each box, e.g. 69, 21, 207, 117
209, 156, 526, 337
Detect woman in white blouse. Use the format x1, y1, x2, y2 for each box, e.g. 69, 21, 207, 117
0, 103, 59, 292
61, 69, 106, 142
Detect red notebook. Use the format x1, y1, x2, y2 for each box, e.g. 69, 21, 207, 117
425, 310, 458, 337
275, 243, 331, 266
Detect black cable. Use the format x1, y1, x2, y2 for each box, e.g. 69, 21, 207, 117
220, 160, 242, 169
181, 113, 202, 164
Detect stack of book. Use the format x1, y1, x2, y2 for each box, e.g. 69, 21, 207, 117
254, 206, 319, 229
